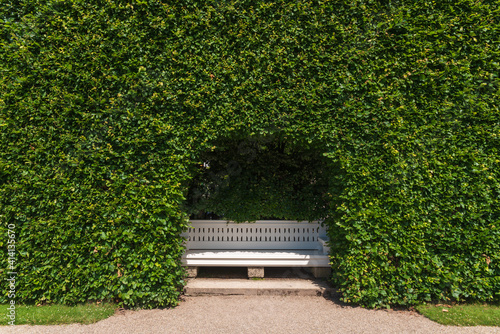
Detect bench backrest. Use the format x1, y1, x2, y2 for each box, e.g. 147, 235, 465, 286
183, 220, 327, 250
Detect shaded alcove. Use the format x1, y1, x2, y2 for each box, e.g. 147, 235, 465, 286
183, 132, 344, 222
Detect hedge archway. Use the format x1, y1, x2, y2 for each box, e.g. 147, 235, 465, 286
1, 0, 498, 309
183, 132, 343, 222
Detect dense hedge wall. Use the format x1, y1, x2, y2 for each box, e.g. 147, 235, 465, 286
1, 0, 499, 308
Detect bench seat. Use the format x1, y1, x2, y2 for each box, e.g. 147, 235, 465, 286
182, 249, 330, 267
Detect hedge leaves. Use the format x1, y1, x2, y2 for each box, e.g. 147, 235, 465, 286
1, 0, 498, 308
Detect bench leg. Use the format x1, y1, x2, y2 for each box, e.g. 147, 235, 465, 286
248, 267, 264, 278
310, 267, 331, 278
186, 266, 198, 278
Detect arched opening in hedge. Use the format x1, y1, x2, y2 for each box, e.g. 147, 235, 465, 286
183, 131, 345, 223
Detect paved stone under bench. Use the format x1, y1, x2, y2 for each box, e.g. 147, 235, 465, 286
183, 278, 335, 297
247, 267, 265, 278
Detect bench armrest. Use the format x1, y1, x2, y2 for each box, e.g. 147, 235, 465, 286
318, 236, 330, 255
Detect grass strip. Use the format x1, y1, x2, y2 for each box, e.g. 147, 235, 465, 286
416, 303, 500, 327
0, 303, 117, 326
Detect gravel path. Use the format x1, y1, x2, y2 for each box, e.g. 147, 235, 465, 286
2, 296, 499, 334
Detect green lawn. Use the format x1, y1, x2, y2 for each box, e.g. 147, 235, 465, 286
0, 303, 117, 326
416, 303, 500, 327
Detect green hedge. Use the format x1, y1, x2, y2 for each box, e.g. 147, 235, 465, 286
1, 0, 498, 308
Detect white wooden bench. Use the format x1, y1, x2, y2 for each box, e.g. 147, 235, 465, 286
181, 220, 331, 278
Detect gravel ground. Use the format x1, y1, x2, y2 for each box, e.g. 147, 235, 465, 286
2, 296, 499, 334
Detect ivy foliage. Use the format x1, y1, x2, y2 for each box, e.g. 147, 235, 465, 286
1, 0, 499, 308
